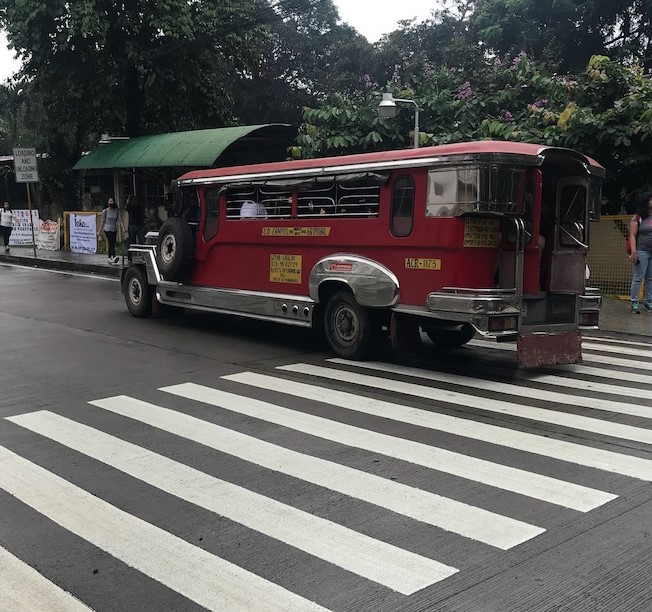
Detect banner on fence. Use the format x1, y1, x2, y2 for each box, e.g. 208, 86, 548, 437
69, 213, 97, 253
9, 209, 40, 246
37, 219, 60, 251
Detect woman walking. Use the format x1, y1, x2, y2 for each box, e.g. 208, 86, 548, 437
628, 191, 652, 313
1, 201, 13, 253
98, 197, 125, 264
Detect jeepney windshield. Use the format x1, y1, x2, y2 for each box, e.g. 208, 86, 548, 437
425, 166, 527, 217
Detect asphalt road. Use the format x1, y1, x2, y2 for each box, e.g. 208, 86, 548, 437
1, 263, 651, 612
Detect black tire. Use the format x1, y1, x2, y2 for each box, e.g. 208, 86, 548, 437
423, 323, 476, 349
124, 266, 152, 318
156, 217, 194, 281
323, 290, 377, 359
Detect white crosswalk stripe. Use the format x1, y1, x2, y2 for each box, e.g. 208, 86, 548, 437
8, 410, 458, 594
0, 445, 329, 612
339, 358, 652, 402
0, 546, 92, 612
163, 382, 617, 511
221, 368, 651, 482
2, 333, 651, 609
266, 365, 652, 445
324, 358, 652, 420
88, 395, 544, 549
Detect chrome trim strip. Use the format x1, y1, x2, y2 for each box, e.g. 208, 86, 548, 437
309, 254, 400, 307
156, 282, 315, 327
178, 154, 548, 187
426, 292, 521, 315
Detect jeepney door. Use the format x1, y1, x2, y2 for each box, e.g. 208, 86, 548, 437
546, 177, 590, 294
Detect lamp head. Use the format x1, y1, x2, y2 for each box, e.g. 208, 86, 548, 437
377, 92, 398, 119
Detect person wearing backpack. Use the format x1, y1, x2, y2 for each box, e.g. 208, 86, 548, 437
628, 191, 652, 313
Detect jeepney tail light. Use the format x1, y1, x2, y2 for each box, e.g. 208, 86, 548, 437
579, 312, 599, 327
488, 315, 518, 332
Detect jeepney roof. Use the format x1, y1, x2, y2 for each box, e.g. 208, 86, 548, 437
177, 140, 605, 186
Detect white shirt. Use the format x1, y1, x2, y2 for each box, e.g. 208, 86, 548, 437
240, 200, 267, 219
0, 209, 13, 227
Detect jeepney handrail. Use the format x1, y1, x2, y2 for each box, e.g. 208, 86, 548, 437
512, 216, 526, 296
557, 221, 589, 249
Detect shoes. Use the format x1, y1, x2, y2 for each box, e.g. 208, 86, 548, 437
113, 256, 121, 264
4, 247, 8, 253
644, 302, 652, 312
632, 301, 641, 314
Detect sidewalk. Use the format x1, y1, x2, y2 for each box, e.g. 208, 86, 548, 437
0, 247, 122, 277
1, 248, 651, 339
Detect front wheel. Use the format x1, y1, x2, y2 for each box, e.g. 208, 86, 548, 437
423, 323, 476, 349
124, 266, 152, 318
323, 290, 377, 359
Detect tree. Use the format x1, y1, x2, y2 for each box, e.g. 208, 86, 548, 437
0, 0, 344, 208
471, 0, 652, 71
294, 54, 652, 210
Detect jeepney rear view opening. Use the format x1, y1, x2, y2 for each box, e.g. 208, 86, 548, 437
121, 141, 604, 368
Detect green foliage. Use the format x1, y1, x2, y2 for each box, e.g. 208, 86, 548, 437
296, 54, 652, 211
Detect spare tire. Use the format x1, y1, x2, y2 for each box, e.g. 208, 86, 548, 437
156, 217, 194, 281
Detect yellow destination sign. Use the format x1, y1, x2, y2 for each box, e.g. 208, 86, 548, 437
262, 227, 331, 237
269, 254, 302, 284
463, 218, 500, 248
405, 258, 441, 270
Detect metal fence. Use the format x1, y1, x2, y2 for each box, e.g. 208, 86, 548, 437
587, 215, 634, 299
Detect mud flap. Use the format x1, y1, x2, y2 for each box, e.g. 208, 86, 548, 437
390, 313, 422, 354
517, 331, 582, 368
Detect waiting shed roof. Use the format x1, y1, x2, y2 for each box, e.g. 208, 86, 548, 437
73, 124, 293, 170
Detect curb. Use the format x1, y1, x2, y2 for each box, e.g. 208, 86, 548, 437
0, 254, 121, 278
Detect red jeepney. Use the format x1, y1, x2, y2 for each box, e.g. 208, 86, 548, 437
122, 140, 604, 367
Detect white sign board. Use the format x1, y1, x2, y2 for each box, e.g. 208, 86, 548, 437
9, 210, 40, 246
38, 220, 60, 251
13, 147, 39, 183
69, 213, 97, 253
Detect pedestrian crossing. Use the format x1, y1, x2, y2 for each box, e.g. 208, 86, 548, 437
1, 333, 651, 611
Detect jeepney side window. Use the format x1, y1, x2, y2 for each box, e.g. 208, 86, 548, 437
298, 181, 336, 217
479, 167, 525, 213
297, 179, 380, 217
226, 186, 257, 219
391, 176, 415, 237
336, 180, 380, 217
426, 168, 478, 217
203, 188, 220, 241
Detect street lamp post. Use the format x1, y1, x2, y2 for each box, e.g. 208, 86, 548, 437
377, 92, 420, 149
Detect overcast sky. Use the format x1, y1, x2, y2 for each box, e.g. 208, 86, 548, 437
0, 1, 438, 82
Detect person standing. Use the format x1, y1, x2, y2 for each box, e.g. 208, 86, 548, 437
1, 201, 13, 253
125, 195, 146, 245
628, 191, 652, 313
98, 197, 125, 264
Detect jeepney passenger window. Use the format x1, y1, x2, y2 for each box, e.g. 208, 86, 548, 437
337, 181, 380, 217
479, 167, 525, 213
426, 168, 478, 217
226, 186, 257, 219
298, 181, 336, 217
298, 179, 380, 217
391, 177, 415, 237
203, 189, 220, 241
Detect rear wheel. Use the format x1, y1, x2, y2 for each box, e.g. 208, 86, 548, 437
423, 323, 475, 349
124, 266, 152, 318
323, 290, 377, 359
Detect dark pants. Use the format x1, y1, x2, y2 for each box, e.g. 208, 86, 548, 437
105, 230, 117, 258
0, 226, 11, 247
128, 225, 146, 246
